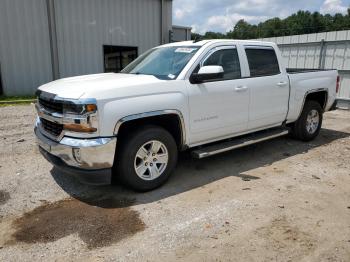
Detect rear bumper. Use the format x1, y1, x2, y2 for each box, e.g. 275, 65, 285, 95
35, 122, 117, 185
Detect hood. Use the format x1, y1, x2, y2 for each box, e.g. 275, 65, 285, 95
38, 73, 162, 99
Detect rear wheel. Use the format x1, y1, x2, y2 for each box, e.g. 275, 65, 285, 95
115, 126, 178, 191
291, 100, 323, 141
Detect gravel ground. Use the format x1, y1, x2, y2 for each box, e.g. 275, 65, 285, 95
0, 104, 349, 262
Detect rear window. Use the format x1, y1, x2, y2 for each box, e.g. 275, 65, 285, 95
245, 47, 280, 77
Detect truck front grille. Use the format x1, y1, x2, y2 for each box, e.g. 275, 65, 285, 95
40, 118, 63, 137
38, 97, 63, 114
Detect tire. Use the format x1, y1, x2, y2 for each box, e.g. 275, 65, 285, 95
114, 126, 178, 191
291, 100, 323, 142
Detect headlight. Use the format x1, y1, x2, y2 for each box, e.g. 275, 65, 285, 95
63, 102, 97, 115
62, 101, 98, 133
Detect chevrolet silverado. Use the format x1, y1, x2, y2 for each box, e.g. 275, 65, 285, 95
34, 40, 339, 191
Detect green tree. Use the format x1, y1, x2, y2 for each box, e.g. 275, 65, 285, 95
311, 12, 326, 33
257, 17, 284, 38
203, 31, 227, 39
228, 19, 257, 39
191, 32, 203, 41
191, 9, 350, 40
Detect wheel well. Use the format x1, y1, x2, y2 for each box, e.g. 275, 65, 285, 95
305, 91, 328, 110
117, 114, 184, 149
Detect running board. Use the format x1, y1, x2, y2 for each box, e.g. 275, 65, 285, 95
192, 128, 289, 159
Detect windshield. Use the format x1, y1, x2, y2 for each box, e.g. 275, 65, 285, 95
121, 46, 200, 80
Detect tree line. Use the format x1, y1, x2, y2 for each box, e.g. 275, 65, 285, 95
191, 9, 350, 40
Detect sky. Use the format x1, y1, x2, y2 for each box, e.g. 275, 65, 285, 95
173, 0, 350, 34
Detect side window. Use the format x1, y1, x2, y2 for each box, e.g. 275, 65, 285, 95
245, 47, 280, 77
203, 48, 241, 80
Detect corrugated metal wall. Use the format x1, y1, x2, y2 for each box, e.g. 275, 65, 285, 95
172, 25, 191, 42
54, 0, 170, 78
162, 0, 173, 44
0, 0, 53, 96
255, 30, 350, 99
0, 0, 172, 95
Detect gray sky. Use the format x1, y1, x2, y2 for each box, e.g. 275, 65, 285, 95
173, 0, 350, 34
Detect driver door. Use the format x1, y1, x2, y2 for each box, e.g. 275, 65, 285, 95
187, 46, 249, 145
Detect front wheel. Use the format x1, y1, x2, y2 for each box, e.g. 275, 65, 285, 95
291, 100, 323, 141
115, 126, 178, 191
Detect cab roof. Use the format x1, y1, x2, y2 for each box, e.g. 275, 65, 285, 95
161, 39, 275, 48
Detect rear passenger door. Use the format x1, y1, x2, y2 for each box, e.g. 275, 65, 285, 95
243, 46, 289, 130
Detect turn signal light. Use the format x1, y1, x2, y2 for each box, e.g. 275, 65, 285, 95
63, 124, 97, 133
86, 104, 97, 113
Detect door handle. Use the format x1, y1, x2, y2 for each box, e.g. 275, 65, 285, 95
277, 82, 288, 87
235, 86, 248, 92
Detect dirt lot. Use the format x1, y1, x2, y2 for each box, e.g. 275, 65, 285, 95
0, 105, 349, 262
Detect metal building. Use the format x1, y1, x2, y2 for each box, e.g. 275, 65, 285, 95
0, 0, 174, 96
255, 30, 350, 102
172, 25, 192, 42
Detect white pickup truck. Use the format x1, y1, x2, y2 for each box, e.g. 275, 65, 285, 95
35, 40, 339, 191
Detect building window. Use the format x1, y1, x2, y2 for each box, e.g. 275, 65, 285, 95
103, 45, 138, 73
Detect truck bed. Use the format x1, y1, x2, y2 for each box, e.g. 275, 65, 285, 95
286, 68, 338, 122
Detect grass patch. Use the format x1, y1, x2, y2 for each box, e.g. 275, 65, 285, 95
0, 95, 36, 102
0, 96, 36, 107
0, 102, 34, 107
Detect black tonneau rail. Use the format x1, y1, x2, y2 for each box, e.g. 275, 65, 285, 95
287, 68, 336, 74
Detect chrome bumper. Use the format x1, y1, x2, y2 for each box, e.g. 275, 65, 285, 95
34, 123, 117, 170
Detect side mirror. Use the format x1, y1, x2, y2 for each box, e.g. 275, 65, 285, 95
190, 66, 224, 84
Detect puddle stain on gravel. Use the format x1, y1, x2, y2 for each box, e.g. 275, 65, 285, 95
0, 190, 10, 206
9, 197, 145, 249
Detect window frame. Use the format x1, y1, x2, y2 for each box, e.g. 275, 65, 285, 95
190, 45, 242, 83
244, 45, 281, 78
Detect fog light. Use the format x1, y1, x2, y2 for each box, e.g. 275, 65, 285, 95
72, 148, 82, 163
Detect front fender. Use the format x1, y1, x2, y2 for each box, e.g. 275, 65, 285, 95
98, 92, 189, 142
